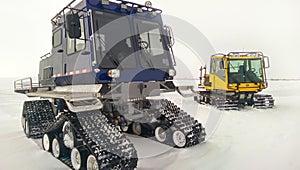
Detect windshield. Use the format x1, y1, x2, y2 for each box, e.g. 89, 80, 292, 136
228, 59, 263, 83
134, 19, 171, 69
92, 11, 136, 69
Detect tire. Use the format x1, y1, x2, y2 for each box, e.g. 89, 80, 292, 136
62, 121, 77, 149
51, 137, 66, 158
21, 116, 26, 133
120, 123, 129, 132
87, 154, 99, 170
132, 122, 142, 136
71, 146, 88, 170
172, 130, 186, 148
155, 126, 167, 143
24, 120, 30, 138
42, 133, 53, 152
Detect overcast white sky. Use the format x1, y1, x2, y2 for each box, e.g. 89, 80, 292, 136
1, 0, 300, 79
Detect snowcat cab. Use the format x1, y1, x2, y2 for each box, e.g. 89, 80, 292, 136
196, 52, 274, 110
14, 1, 206, 169
39, 0, 176, 88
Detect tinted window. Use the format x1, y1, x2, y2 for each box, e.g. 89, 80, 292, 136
215, 58, 225, 80
92, 11, 136, 69
134, 19, 170, 69
43, 67, 53, 79
67, 17, 86, 55
53, 29, 62, 47
228, 59, 263, 83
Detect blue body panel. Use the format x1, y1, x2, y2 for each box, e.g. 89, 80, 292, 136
44, 0, 174, 86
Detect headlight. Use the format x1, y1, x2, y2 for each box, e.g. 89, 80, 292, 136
145, 1, 152, 7
263, 82, 268, 87
108, 69, 120, 78
168, 69, 176, 77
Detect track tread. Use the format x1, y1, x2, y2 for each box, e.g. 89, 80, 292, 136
23, 100, 56, 138
44, 110, 137, 170
160, 99, 206, 147
253, 94, 275, 109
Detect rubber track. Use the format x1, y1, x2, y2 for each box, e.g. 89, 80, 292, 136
23, 100, 56, 138
253, 94, 275, 109
194, 93, 239, 111
195, 92, 275, 110
160, 99, 206, 147
214, 98, 239, 110
45, 111, 137, 170
76, 111, 138, 170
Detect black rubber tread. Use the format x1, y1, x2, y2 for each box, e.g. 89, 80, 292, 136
44, 111, 138, 170
43, 114, 74, 169
22, 100, 56, 138
253, 94, 275, 109
160, 99, 206, 147
76, 111, 138, 170
194, 92, 239, 110
214, 98, 239, 110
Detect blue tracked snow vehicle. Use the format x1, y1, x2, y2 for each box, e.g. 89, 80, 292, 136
14, 0, 206, 169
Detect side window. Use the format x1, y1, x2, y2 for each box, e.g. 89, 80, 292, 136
52, 29, 62, 48
210, 58, 214, 73
215, 58, 224, 72
215, 58, 225, 80
67, 16, 86, 55
43, 67, 53, 80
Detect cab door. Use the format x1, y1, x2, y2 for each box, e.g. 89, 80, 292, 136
212, 58, 226, 90
51, 27, 64, 79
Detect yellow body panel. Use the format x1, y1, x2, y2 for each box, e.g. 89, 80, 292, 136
201, 52, 268, 93
210, 74, 227, 90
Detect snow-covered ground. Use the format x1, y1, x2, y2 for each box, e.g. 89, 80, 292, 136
0, 78, 300, 170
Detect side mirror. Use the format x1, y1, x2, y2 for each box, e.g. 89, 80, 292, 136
263, 56, 270, 68
164, 25, 175, 47
219, 60, 224, 69
66, 14, 81, 39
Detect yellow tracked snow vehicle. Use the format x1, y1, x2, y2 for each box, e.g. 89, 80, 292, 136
194, 52, 274, 110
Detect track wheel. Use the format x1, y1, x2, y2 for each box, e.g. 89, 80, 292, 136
132, 122, 142, 136
121, 124, 129, 132
52, 137, 66, 158
21, 115, 25, 132
62, 121, 77, 149
172, 130, 186, 148
24, 120, 30, 137
155, 126, 167, 143
87, 154, 99, 170
42, 133, 53, 152
71, 146, 88, 170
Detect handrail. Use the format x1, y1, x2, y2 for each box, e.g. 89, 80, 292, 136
14, 77, 40, 92
40, 52, 51, 59
118, 0, 162, 13
228, 52, 264, 56
51, 0, 78, 24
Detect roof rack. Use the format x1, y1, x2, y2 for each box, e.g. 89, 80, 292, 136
51, 0, 84, 25
228, 52, 264, 57
51, 0, 162, 25
211, 53, 226, 57
40, 52, 51, 60
117, 0, 162, 13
